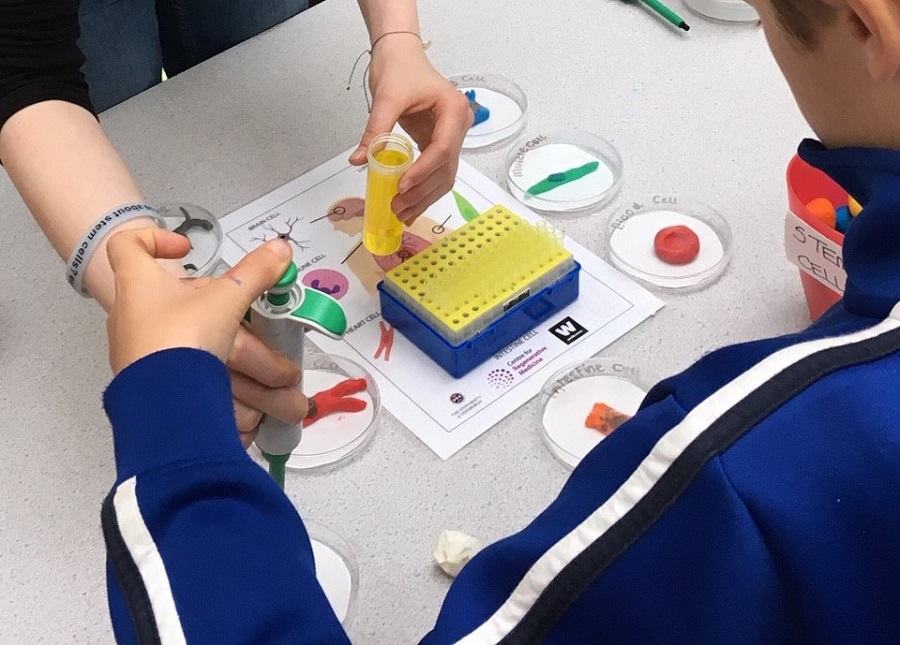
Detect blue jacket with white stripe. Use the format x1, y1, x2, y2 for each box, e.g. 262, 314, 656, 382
102, 142, 900, 644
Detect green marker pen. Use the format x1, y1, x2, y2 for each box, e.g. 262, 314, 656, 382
526, 161, 601, 196
639, 0, 690, 30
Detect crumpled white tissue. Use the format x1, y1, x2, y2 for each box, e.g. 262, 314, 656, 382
433, 529, 481, 577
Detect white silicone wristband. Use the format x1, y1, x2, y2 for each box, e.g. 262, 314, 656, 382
65, 203, 164, 297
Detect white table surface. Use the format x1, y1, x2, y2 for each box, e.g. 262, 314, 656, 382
0, 0, 814, 641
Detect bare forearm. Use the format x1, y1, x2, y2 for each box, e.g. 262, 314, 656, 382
355, 0, 420, 39
0, 101, 151, 310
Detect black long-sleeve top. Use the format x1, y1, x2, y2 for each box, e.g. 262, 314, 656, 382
0, 1, 94, 131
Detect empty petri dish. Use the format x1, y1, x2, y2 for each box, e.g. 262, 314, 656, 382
448, 74, 528, 149
306, 521, 359, 627
538, 358, 653, 468
288, 354, 381, 471
605, 194, 732, 291
159, 203, 224, 277
683, 0, 759, 22
506, 130, 623, 214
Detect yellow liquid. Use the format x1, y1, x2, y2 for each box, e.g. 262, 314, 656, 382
363, 148, 409, 255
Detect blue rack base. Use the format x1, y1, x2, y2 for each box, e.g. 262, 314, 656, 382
377, 262, 581, 378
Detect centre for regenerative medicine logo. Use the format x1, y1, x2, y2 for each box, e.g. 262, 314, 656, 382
487, 368, 515, 389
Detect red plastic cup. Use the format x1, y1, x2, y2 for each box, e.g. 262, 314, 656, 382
786, 155, 845, 320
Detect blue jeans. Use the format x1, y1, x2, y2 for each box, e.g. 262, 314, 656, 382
77, 0, 310, 111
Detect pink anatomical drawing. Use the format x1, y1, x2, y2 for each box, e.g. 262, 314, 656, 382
326, 196, 449, 294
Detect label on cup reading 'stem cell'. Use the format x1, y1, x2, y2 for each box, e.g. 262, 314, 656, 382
784, 210, 846, 294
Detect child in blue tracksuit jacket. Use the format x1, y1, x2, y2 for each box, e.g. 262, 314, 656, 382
99, 0, 900, 642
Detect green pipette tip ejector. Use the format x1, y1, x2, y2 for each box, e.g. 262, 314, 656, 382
526, 161, 601, 196
638, 0, 690, 30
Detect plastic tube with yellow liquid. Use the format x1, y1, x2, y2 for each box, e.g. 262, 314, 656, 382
364, 133, 414, 255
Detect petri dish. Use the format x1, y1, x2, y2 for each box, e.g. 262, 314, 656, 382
538, 358, 653, 468
306, 521, 359, 627
683, 0, 759, 23
288, 353, 381, 471
605, 194, 732, 291
159, 203, 224, 277
448, 74, 528, 149
506, 130, 623, 214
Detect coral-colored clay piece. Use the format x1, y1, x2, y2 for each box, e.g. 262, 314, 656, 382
585, 402, 631, 436
304, 378, 368, 427
653, 225, 700, 265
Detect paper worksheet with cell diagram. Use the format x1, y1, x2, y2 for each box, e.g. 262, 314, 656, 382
219, 147, 664, 459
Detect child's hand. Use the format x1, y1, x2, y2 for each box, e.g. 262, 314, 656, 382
227, 333, 307, 448
105, 227, 293, 375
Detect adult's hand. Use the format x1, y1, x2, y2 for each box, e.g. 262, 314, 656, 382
349, 33, 472, 224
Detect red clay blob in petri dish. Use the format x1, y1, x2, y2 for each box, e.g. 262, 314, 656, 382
653, 225, 700, 265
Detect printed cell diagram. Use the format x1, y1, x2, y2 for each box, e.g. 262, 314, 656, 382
326, 196, 451, 295
250, 214, 311, 252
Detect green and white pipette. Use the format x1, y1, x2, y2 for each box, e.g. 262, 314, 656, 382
248, 261, 348, 487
